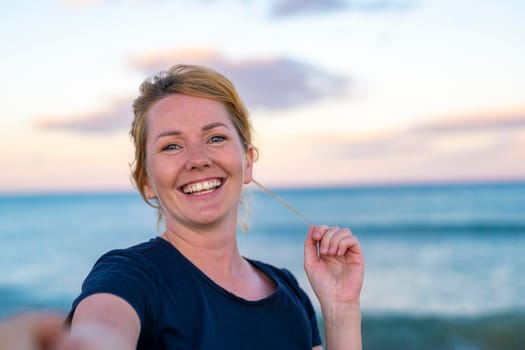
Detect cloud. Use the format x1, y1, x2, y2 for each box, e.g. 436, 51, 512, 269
323, 111, 525, 159
318, 130, 435, 160
270, 0, 415, 17
61, 0, 414, 18
129, 49, 350, 110
62, 0, 105, 7
36, 99, 132, 134
309, 112, 525, 184
35, 49, 350, 133
270, 0, 348, 17
61, 0, 415, 12
414, 113, 525, 133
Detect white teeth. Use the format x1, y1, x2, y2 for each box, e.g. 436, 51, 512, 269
182, 179, 222, 195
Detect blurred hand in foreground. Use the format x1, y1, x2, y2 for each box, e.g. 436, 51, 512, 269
0, 312, 65, 350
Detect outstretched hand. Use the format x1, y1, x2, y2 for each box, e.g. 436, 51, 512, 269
0, 312, 65, 350
304, 225, 364, 308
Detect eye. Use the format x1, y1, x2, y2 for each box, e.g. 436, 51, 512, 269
161, 143, 181, 151
208, 135, 226, 144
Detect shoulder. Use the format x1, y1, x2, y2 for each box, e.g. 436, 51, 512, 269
70, 238, 167, 331
81, 237, 173, 298
81, 238, 166, 290
248, 260, 302, 294
91, 237, 166, 271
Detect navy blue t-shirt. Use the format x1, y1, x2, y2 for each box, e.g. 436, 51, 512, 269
70, 237, 322, 349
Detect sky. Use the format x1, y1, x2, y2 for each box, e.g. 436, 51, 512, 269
1, 0, 524, 193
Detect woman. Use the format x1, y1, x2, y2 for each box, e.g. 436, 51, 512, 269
63, 64, 364, 350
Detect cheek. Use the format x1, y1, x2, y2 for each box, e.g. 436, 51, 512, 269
146, 155, 181, 190
146, 158, 163, 185
143, 163, 157, 199
143, 154, 161, 196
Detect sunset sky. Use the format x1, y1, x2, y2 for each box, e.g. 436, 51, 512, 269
1, 0, 524, 193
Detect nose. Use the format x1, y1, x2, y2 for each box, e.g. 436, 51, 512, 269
185, 143, 212, 170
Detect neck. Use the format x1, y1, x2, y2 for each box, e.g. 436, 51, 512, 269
162, 219, 246, 279
162, 218, 277, 301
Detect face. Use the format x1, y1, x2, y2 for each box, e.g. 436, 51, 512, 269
143, 94, 254, 230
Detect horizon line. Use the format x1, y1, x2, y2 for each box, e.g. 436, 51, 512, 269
2, 177, 525, 197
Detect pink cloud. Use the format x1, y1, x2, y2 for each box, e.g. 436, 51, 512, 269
414, 112, 525, 133
327, 110, 525, 157
36, 99, 132, 133
35, 49, 350, 133
318, 110, 525, 182
129, 49, 350, 110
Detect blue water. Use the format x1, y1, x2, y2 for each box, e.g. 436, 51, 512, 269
1, 181, 524, 348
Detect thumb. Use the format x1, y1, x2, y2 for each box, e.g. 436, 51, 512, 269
304, 225, 319, 269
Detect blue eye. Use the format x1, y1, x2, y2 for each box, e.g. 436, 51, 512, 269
162, 144, 181, 151
209, 135, 226, 144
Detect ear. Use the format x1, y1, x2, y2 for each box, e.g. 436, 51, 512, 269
143, 180, 157, 200
243, 144, 255, 185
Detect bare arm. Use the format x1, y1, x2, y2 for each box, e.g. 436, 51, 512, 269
305, 225, 365, 350
318, 302, 361, 350
58, 293, 140, 350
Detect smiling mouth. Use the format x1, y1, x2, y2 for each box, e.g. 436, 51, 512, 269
181, 178, 223, 196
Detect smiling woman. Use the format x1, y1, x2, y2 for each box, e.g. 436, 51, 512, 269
57, 64, 364, 350
142, 94, 254, 230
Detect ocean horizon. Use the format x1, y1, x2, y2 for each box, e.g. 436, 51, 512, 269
1, 180, 524, 349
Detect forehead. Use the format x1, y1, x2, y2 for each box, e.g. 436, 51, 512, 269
147, 93, 232, 127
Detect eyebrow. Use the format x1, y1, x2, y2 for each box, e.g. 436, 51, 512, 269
154, 122, 231, 141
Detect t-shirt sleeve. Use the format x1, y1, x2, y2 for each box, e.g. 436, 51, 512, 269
68, 249, 160, 333
280, 268, 323, 347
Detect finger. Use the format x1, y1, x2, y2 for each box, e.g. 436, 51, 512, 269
318, 226, 340, 255
307, 225, 329, 260
326, 227, 352, 255
311, 224, 329, 242
337, 235, 364, 262
335, 234, 357, 256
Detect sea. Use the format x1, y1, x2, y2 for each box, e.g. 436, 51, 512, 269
1, 181, 524, 349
